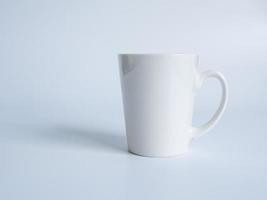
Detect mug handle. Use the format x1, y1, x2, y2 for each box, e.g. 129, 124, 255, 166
191, 70, 228, 138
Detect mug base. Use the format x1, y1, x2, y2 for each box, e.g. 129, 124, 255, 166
128, 148, 189, 158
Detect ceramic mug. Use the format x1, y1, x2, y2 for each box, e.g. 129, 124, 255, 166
119, 54, 228, 157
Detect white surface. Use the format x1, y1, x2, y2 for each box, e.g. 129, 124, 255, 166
0, 110, 266, 200
0, 0, 267, 199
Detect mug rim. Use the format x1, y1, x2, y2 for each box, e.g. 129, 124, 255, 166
118, 53, 198, 57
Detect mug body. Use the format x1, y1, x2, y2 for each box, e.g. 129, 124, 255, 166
119, 54, 198, 157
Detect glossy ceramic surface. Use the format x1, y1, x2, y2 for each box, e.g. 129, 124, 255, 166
119, 54, 228, 157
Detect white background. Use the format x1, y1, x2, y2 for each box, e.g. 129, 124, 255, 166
0, 0, 267, 199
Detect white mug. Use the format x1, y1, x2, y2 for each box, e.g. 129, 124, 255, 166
119, 54, 228, 157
